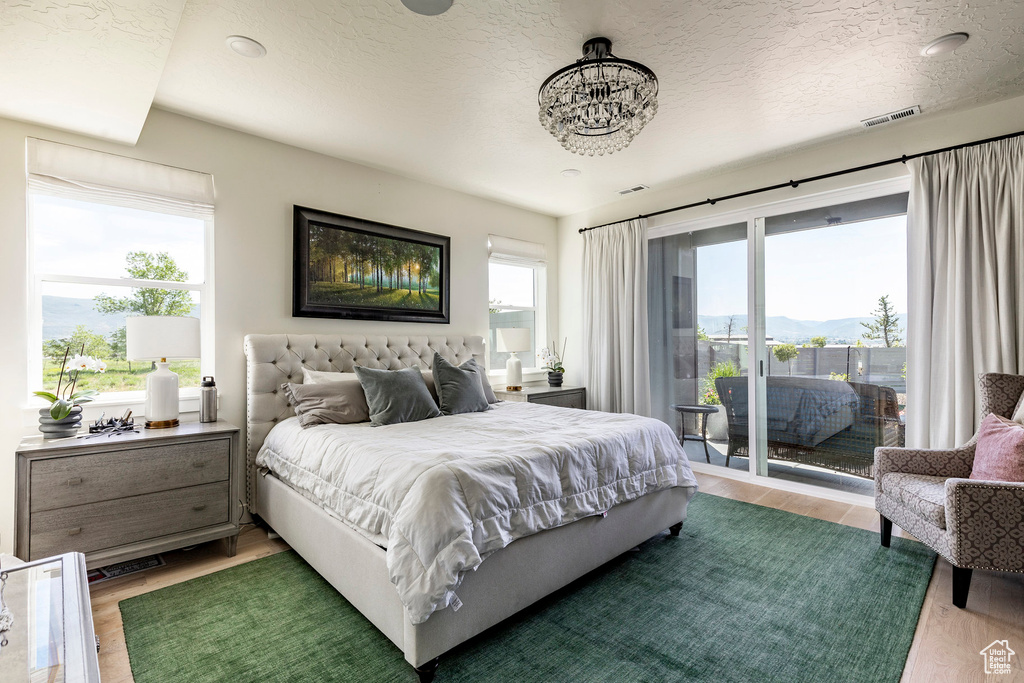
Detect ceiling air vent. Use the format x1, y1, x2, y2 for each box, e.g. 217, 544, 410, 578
861, 105, 921, 128
617, 184, 650, 196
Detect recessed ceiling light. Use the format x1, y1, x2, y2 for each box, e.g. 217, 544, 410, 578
561, 169, 582, 178
226, 35, 267, 59
401, 0, 453, 16
920, 32, 969, 57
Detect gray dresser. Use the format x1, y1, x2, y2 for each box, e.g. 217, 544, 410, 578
15, 421, 241, 569
493, 385, 587, 409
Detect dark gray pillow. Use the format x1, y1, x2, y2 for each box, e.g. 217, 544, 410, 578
353, 366, 441, 427
432, 353, 490, 415
282, 381, 370, 428
467, 358, 499, 404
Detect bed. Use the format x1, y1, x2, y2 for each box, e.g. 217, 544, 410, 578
244, 334, 698, 680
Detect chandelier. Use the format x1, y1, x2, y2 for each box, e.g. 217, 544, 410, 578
538, 37, 659, 156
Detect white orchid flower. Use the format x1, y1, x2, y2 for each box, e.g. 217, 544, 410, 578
97, 360, 107, 373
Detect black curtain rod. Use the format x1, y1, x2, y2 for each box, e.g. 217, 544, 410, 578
578, 128, 1024, 234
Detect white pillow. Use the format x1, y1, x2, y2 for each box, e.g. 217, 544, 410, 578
1012, 391, 1024, 425
301, 367, 358, 384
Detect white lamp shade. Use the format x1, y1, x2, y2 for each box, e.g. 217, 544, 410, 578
127, 316, 201, 360
496, 327, 531, 353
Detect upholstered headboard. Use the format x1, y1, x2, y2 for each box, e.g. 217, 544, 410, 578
243, 334, 485, 504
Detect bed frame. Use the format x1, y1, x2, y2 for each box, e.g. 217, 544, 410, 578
244, 334, 694, 680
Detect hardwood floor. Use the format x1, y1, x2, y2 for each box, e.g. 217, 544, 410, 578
90, 471, 1023, 682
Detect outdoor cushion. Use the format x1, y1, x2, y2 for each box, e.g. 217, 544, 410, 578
881, 472, 947, 529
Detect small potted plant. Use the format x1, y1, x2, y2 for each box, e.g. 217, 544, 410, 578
538, 339, 567, 387
34, 346, 99, 439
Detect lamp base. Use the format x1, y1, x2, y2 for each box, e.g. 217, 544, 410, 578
145, 418, 179, 429
505, 386, 523, 391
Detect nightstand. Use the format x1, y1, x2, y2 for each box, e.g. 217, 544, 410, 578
494, 385, 587, 409
15, 421, 241, 569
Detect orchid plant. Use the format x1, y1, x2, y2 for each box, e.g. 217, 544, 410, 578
34, 346, 100, 420
538, 338, 567, 373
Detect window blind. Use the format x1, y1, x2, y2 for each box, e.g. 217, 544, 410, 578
26, 138, 215, 219
487, 235, 546, 265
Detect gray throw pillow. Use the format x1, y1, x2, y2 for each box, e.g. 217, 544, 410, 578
468, 359, 499, 404
282, 381, 370, 428
432, 353, 490, 415
353, 366, 441, 427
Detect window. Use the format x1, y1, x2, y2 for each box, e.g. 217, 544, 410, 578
27, 138, 215, 403
487, 236, 547, 374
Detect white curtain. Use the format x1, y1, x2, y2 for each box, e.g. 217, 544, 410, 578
907, 137, 1024, 448
582, 218, 651, 415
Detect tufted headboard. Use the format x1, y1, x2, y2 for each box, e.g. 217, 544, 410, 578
243, 334, 485, 504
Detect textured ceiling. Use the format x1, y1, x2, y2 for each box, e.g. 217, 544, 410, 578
0, 0, 184, 144
6, 1, 1024, 215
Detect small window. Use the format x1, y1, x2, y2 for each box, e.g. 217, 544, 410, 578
487, 235, 547, 374
27, 139, 214, 402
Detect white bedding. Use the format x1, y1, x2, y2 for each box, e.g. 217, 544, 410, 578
256, 401, 698, 624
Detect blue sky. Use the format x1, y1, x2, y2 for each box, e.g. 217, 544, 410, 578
696, 215, 907, 320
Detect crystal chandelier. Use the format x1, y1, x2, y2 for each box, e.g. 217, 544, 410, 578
538, 37, 659, 156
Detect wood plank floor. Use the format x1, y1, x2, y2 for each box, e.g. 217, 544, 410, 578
90, 471, 1023, 682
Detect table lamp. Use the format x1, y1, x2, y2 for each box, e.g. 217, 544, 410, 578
496, 327, 531, 391
127, 316, 200, 429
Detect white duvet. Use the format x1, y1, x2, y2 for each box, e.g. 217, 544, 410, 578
256, 401, 698, 624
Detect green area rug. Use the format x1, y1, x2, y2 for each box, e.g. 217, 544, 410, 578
120, 493, 935, 682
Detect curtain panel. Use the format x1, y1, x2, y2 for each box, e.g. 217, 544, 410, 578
582, 218, 651, 415
907, 137, 1024, 448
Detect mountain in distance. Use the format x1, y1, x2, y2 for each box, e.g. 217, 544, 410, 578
698, 313, 908, 345
42, 295, 200, 341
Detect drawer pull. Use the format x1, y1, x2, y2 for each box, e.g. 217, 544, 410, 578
67, 527, 82, 536
66, 477, 83, 486
192, 461, 206, 469
192, 504, 207, 512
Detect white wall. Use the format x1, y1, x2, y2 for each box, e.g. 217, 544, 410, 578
558, 94, 1024, 388
0, 108, 558, 554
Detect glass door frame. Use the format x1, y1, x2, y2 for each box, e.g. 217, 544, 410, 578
647, 176, 910, 500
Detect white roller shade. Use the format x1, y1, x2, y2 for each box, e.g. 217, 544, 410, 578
26, 138, 215, 219
487, 235, 546, 264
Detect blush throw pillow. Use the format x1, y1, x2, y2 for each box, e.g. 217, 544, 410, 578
353, 366, 441, 427
282, 380, 370, 427
970, 413, 1024, 482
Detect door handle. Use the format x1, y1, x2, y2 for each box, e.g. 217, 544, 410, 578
192, 504, 207, 512
67, 527, 82, 536
66, 477, 83, 486
760, 360, 764, 377
192, 461, 206, 468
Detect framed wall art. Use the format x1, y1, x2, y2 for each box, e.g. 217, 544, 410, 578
293, 206, 450, 323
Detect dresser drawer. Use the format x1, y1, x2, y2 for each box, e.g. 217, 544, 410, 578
30, 438, 230, 512
29, 481, 230, 559
532, 391, 586, 409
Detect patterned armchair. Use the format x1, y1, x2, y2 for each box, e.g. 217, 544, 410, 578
875, 373, 1024, 608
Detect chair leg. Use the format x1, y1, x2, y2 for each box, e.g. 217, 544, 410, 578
879, 515, 892, 547
952, 566, 973, 609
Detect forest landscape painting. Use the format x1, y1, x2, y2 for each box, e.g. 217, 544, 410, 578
293, 206, 450, 323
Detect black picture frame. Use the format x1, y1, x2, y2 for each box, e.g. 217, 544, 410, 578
293, 206, 450, 323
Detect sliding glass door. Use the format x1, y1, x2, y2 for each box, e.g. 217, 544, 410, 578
648, 181, 909, 496
649, 223, 749, 471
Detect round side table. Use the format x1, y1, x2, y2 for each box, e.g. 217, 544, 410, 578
670, 404, 717, 463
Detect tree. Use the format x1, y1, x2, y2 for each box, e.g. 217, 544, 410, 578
771, 343, 799, 375
725, 315, 737, 343
94, 251, 193, 317
43, 325, 112, 361
108, 326, 127, 360
696, 325, 710, 341
860, 295, 903, 347
810, 336, 827, 348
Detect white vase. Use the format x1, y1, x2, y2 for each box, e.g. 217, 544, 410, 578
705, 405, 728, 441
